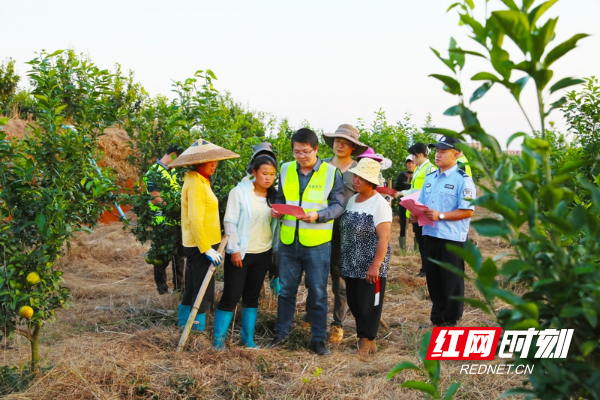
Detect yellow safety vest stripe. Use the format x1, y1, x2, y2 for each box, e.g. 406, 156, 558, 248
457, 156, 472, 177
406, 160, 436, 218
280, 161, 336, 247
144, 163, 180, 224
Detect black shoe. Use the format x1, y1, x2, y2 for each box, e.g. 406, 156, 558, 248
416, 271, 426, 278
310, 341, 331, 356
157, 285, 171, 295
266, 336, 287, 349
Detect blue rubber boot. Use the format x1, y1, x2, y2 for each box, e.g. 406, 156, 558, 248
191, 312, 206, 333
269, 277, 280, 296
212, 309, 234, 350
240, 307, 259, 348
178, 305, 191, 330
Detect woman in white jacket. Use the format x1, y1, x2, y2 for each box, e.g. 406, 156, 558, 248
213, 155, 278, 349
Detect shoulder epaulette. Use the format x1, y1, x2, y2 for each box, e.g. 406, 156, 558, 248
457, 169, 469, 178
426, 170, 437, 176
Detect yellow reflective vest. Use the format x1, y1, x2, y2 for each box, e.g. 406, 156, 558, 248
144, 162, 180, 225
280, 161, 337, 247
457, 156, 472, 177
406, 160, 436, 218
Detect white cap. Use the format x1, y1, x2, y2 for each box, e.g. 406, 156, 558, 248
405, 154, 414, 162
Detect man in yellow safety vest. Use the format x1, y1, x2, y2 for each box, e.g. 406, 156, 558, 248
144, 145, 185, 294
267, 128, 345, 356
394, 143, 437, 277
457, 152, 472, 177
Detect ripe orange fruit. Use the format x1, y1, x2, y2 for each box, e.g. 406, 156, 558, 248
19, 306, 34, 319
26, 272, 40, 286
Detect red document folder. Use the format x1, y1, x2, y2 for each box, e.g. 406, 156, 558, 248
376, 186, 397, 196
272, 204, 306, 218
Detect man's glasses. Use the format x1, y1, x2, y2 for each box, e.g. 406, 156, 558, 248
292, 149, 315, 157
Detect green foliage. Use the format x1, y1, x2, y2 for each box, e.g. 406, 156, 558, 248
386, 332, 461, 399
0, 49, 122, 371
421, 1, 600, 399
564, 76, 600, 178
125, 167, 184, 266
9, 89, 40, 119
109, 64, 147, 120
0, 364, 46, 396
357, 110, 435, 184
0, 58, 20, 110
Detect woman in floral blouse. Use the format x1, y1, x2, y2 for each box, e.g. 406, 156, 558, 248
340, 157, 392, 360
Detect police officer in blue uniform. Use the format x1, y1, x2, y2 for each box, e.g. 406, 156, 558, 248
411, 136, 476, 327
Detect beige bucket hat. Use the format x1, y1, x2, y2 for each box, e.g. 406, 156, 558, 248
322, 124, 368, 156
169, 138, 239, 168
348, 158, 382, 186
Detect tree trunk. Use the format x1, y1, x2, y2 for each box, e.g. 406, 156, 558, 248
29, 323, 42, 373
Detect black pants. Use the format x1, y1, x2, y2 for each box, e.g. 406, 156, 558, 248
217, 250, 272, 312
268, 251, 279, 279
154, 245, 185, 291
268, 224, 280, 280
423, 236, 465, 326
346, 277, 386, 340
399, 206, 408, 237
413, 223, 426, 273
181, 246, 215, 314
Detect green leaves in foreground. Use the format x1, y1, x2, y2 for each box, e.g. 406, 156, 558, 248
423, 1, 600, 399
387, 332, 461, 399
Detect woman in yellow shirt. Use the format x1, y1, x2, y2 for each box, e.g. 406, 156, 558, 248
169, 139, 239, 332
213, 156, 278, 349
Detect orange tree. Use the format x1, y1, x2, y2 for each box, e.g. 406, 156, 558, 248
0, 50, 122, 372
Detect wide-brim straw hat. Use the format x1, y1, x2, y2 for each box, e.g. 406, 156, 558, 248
169, 138, 239, 168
322, 124, 368, 156
348, 158, 382, 186
378, 154, 393, 171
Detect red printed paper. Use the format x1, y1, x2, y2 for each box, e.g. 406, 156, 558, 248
272, 204, 306, 218
400, 191, 434, 227
374, 277, 381, 306
376, 186, 397, 196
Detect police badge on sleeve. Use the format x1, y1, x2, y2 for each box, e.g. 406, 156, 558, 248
463, 188, 472, 200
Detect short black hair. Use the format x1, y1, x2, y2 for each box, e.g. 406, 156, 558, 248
291, 128, 318, 149
371, 182, 378, 189
165, 144, 184, 156
408, 143, 429, 157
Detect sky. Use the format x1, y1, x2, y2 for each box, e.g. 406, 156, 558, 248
3, 0, 599, 148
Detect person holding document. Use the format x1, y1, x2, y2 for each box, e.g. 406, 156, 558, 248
267, 128, 345, 356
411, 136, 476, 328
212, 155, 278, 350
304, 124, 367, 345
